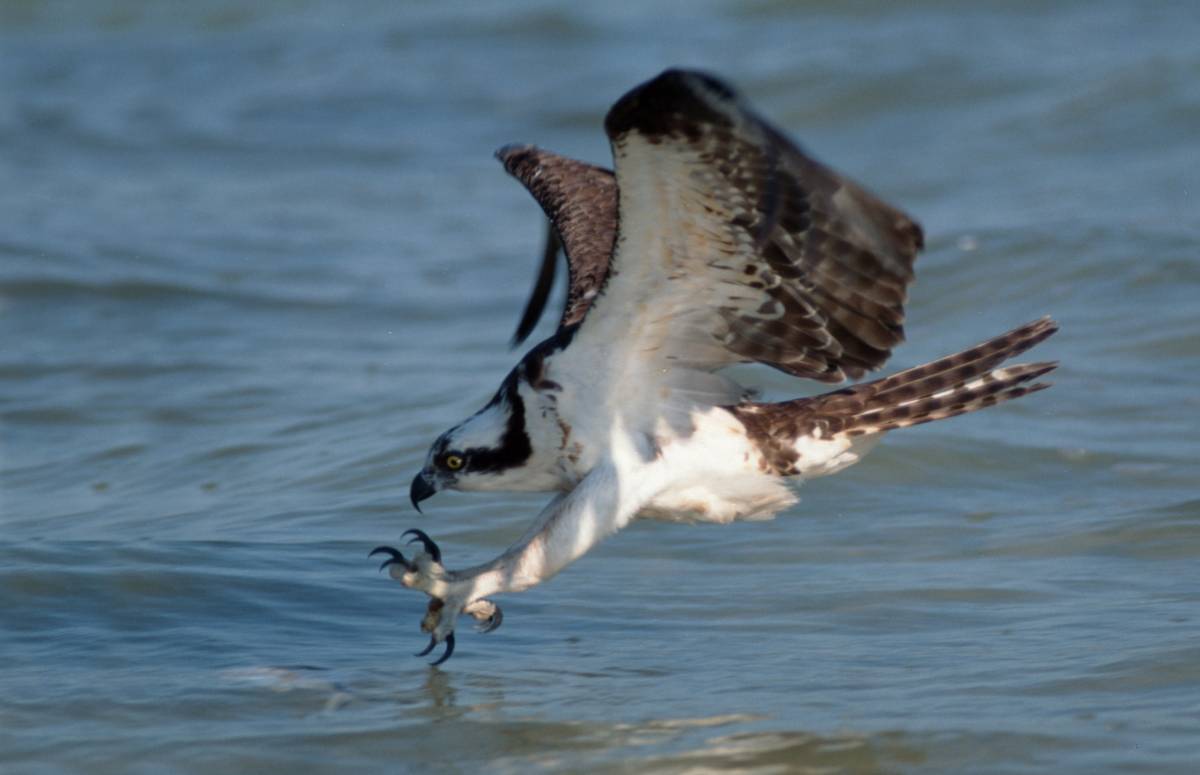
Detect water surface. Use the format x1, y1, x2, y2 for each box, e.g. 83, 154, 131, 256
2, 2, 1198, 772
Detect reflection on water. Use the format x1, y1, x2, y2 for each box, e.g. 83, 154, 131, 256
2, 0, 1198, 773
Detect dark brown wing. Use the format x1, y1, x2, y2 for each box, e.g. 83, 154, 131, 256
496, 145, 618, 346
591, 69, 924, 382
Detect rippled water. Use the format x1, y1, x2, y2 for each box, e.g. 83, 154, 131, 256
2, 1, 1198, 772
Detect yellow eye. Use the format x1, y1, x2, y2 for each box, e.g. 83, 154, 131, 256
444, 454, 464, 471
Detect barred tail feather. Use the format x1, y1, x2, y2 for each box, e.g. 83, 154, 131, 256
861, 317, 1057, 407
841, 362, 1056, 436
823, 318, 1059, 438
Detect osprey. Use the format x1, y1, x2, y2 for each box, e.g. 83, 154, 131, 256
372, 69, 1058, 664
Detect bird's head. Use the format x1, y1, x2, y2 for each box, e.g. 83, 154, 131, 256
410, 369, 559, 510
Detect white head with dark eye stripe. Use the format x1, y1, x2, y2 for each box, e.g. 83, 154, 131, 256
410, 368, 563, 510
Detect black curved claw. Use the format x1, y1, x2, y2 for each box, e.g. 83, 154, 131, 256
368, 545, 410, 572
431, 632, 455, 666
478, 606, 503, 634
402, 528, 442, 563
414, 632, 456, 665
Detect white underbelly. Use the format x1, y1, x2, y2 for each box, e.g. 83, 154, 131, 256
637, 407, 794, 524
630, 406, 881, 524
639, 477, 797, 523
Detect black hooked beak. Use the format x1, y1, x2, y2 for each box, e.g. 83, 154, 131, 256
410, 472, 437, 513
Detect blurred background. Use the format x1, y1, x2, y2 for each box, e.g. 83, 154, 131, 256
1, 1, 1197, 772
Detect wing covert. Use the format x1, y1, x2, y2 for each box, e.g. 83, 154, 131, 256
589, 69, 924, 383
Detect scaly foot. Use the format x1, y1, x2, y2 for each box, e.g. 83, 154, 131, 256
369, 529, 501, 665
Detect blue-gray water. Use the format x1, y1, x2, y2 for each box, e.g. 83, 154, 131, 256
1, 2, 1197, 773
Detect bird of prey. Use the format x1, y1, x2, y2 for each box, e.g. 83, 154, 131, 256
372, 69, 1058, 665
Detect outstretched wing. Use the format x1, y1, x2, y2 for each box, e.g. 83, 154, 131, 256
497, 145, 618, 346
573, 69, 924, 385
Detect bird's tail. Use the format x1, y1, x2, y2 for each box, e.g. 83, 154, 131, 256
814, 317, 1059, 438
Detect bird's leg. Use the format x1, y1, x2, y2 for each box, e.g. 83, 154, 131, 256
371, 457, 659, 663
